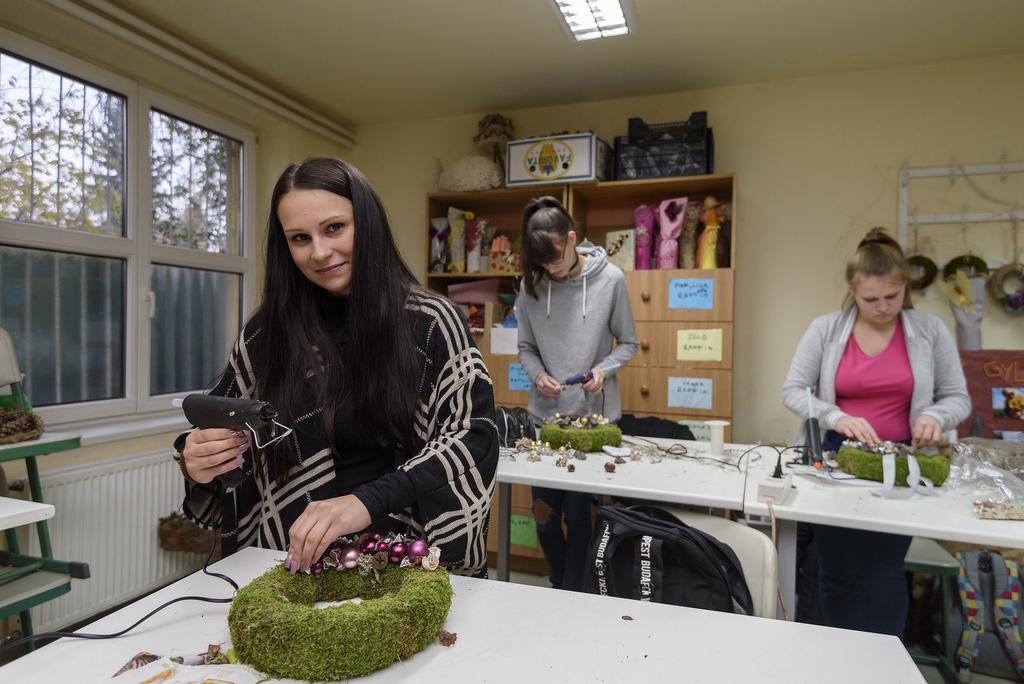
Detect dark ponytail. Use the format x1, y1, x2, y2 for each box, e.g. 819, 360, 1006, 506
521, 196, 573, 299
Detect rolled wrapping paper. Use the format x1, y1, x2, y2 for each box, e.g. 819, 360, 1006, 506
634, 204, 656, 270
679, 203, 699, 269
657, 198, 686, 269
696, 196, 724, 269
428, 217, 450, 273
465, 216, 484, 273
447, 207, 468, 273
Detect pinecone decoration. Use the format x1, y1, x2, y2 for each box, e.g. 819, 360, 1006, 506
0, 407, 45, 444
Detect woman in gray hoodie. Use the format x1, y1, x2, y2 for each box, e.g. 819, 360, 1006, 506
515, 196, 639, 590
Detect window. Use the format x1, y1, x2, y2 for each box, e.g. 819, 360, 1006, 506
0, 29, 255, 427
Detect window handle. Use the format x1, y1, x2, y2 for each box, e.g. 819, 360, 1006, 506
146, 291, 156, 319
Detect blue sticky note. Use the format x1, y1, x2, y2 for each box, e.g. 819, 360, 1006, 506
667, 376, 713, 410
668, 278, 714, 310
508, 363, 532, 392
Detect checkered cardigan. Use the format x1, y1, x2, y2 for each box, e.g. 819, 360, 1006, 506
175, 288, 498, 575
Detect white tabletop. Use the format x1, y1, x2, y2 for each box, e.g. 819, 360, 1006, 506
0, 547, 923, 683
497, 437, 762, 510
745, 461, 1024, 549
0, 496, 53, 531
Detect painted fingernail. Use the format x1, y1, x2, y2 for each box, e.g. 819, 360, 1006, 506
239, 442, 250, 452
234, 456, 245, 467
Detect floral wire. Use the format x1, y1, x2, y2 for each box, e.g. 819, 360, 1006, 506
623, 436, 761, 473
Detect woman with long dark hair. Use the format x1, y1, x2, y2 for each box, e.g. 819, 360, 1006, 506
172, 157, 498, 575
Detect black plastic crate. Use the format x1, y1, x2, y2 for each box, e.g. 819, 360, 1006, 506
628, 112, 708, 145
615, 131, 714, 179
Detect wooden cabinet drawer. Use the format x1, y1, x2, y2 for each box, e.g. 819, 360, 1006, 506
619, 367, 731, 418
624, 268, 733, 322
630, 321, 732, 370
487, 354, 531, 408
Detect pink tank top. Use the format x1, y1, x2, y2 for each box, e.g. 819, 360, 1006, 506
834, 319, 914, 442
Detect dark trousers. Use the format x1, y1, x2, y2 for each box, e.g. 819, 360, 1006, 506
812, 523, 912, 636
811, 429, 912, 635
531, 487, 592, 591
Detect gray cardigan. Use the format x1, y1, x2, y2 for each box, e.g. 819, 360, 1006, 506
781, 306, 970, 443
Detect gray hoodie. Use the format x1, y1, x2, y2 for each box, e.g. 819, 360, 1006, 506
515, 244, 639, 422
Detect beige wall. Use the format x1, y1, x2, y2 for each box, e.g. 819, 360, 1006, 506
0, 1, 347, 475
3, 0, 1022, 453
346, 53, 1024, 444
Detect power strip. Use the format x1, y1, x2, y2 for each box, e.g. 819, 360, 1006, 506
757, 473, 793, 504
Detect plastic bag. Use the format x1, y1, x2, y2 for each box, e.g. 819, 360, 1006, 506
947, 440, 1024, 520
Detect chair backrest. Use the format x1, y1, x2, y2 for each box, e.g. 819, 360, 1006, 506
0, 327, 21, 388
0, 327, 30, 410
664, 508, 778, 618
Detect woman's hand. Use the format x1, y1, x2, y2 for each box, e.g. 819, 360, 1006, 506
581, 366, 606, 394
286, 495, 372, 573
835, 416, 881, 447
535, 373, 563, 398
912, 415, 943, 448
181, 428, 249, 484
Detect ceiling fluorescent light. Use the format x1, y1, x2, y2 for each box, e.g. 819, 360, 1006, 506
554, 0, 631, 41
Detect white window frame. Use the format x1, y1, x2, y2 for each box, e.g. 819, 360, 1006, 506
0, 27, 256, 434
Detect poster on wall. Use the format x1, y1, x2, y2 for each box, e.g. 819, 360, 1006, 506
958, 350, 1024, 439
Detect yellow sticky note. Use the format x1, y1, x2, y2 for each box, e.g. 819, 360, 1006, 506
677, 328, 723, 362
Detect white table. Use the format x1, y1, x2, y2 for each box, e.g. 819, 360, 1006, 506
744, 460, 1024, 619
0, 547, 924, 683
495, 437, 761, 580
0, 496, 53, 531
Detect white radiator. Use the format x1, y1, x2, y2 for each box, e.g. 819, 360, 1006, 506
26, 450, 203, 632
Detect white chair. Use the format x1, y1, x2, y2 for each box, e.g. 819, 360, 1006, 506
663, 508, 779, 618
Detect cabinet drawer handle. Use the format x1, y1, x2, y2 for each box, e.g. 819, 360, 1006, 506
641, 291, 651, 302
640, 340, 650, 351
640, 385, 650, 396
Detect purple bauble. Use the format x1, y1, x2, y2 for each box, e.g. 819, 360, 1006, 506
371, 532, 382, 541
407, 539, 429, 562
341, 545, 361, 569
389, 542, 408, 564
376, 540, 390, 554
311, 561, 323, 577
360, 538, 377, 555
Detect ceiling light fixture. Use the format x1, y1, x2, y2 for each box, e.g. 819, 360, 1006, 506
552, 0, 631, 42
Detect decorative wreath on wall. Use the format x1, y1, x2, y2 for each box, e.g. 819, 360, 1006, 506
986, 263, 1024, 313
906, 255, 939, 290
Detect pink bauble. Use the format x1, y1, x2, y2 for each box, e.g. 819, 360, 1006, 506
376, 541, 390, 554
407, 539, 430, 561
360, 538, 377, 555
371, 533, 382, 541
341, 546, 361, 569
389, 542, 408, 564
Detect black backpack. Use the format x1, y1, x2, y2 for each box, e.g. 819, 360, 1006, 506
584, 505, 754, 615
495, 406, 535, 447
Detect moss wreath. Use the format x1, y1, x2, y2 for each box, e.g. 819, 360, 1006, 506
836, 445, 950, 486
540, 421, 622, 452
228, 562, 453, 680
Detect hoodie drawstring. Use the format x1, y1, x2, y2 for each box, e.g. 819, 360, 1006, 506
546, 281, 551, 317
582, 275, 587, 319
